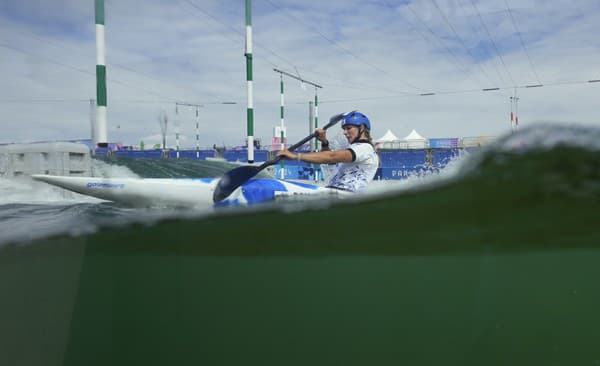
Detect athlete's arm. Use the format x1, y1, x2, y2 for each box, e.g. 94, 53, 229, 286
294, 149, 353, 164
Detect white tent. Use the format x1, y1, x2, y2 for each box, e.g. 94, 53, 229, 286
376, 129, 399, 143
402, 129, 428, 149
375, 129, 401, 149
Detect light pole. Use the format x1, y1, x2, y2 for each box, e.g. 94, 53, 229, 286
273, 68, 322, 151
175, 101, 237, 159
510, 89, 520, 132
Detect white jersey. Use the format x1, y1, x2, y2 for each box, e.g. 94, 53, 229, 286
323, 141, 379, 192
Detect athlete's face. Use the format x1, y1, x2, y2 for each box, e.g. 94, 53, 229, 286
342, 125, 360, 142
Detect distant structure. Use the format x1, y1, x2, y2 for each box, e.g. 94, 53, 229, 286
375, 128, 493, 150
0, 142, 91, 177
510, 89, 520, 132
158, 111, 168, 150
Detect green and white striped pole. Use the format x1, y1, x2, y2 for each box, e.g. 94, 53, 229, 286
174, 104, 180, 158
245, 0, 254, 163
272, 67, 322, 178
95, 0, 108, 148
314, 88, 319, 149
175, 125, 180, 158
313, 88, 319, 181
279, 74, 285, 179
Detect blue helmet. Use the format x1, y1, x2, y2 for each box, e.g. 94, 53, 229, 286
342, 111, 371, 130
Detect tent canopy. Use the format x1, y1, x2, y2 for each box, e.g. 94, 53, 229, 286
376, 129, 399, 142
402, 129, 427, 141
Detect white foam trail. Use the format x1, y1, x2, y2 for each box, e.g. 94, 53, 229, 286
0, 176, 103, 205
0, 158, 143, 206
91, 159, 140, 178
364, 150, 473, 197
0, 159, 141, 205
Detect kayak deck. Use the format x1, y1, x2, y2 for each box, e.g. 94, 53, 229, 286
31, 175, 338, 208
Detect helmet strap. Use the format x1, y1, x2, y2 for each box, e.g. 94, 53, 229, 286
350, 126, 364, 144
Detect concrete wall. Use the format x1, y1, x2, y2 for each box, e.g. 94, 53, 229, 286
0, 142, 91, 177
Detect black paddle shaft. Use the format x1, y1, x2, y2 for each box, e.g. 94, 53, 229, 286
258, 112, 345, 169
212, 112, 348, 202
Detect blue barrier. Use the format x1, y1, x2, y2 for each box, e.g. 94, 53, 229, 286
94, 147, 111, 157
379, 150, 426, 168
223, 150, 269, 162
379, 166, 436, 179
275, 165, 436, 181
432, 148, 460, 167
169, 150, 216, 159
106, 147, 477, 181
429, 138, 459, 148
113, 150, 163, 159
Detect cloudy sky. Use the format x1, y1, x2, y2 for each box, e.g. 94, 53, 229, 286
1, 0, 599, 148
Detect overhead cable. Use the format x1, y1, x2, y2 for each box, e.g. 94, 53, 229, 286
398, 2, 477, 82
429, 0, 496, 87
455, 0, 509, 85
265, 0, 424, 92
503, 0, 543, 84
317, 78, 597, 104
184, 0, 298, 71
469, 0, 516, 86
6, 27, 230, 102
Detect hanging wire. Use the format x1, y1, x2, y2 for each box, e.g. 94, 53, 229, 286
429, 0, 497, 87
469, 0, 516, 86
503, 0, 543, 85
183, 0, 299, 71
263, 0, 425, 92
3, 27, 233, 102
455, 0, 508, 86
398, 1, 477, 80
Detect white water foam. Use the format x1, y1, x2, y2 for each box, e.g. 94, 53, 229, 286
91, 159, 140, 178
364, 149, 473, 198
0, 159, 141, 206
0, 176, 102, 205
497, 123, 600, 152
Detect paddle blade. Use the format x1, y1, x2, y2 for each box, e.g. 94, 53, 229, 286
213, 165, 261, 202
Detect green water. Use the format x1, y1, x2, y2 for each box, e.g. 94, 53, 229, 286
1, 138, 600, 365
2, 243, 599, 365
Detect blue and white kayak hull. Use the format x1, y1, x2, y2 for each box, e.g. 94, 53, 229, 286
31, 175, 334, 207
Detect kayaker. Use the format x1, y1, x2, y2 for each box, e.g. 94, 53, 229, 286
277, 111, 379, 192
